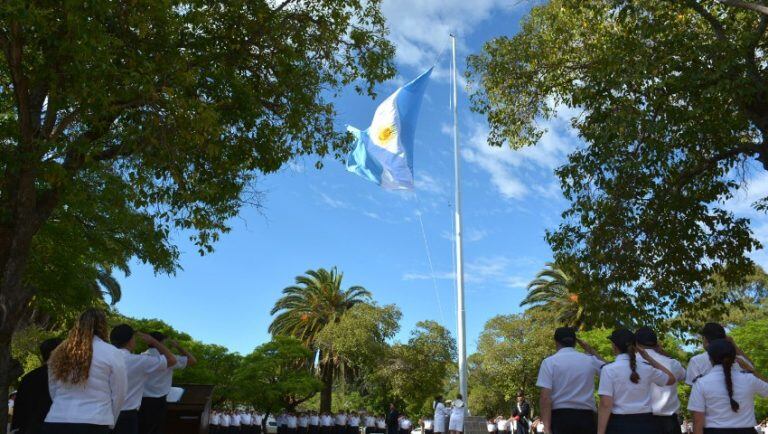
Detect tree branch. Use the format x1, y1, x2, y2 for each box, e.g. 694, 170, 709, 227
674, 141, 765, 190
718, 0, 768, 16
684, 0, 728, 42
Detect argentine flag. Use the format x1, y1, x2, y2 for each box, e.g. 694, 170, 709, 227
346, 68, 433, 190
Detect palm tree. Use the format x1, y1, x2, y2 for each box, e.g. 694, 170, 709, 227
521, 261, 587, 329
269, 267, 371, 412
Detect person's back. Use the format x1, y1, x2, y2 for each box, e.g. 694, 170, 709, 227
689, 364, 768, 429
44, 309, 127, 434
539, 348, 602, 410
12, 338, 61, 434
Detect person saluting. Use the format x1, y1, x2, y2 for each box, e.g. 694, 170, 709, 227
536, 327, 606, 434
687, 338, 768, 434
597, 328, 677, 434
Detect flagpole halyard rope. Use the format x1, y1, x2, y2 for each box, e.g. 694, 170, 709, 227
415, 193, 447, 325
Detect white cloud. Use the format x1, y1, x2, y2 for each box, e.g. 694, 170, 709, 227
415, 172, 449, 196
402, 255, 537, 287
461, 105, 580, 200
381, 0, 534, 79
318, 192, 351, 209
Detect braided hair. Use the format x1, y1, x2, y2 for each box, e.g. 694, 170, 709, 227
627, 344, 640, 384
708, 339, 740, 412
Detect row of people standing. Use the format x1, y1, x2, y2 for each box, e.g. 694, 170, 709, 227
210, 411, 264, 434
11, 309, 197, 434
535, 323, 768, 434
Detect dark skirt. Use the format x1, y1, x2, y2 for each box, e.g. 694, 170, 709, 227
703, 429, 758, 434
43, 423, 109, 434
550, 409, 596, 434
113, 410, 139, 434
606, 413, 659, 434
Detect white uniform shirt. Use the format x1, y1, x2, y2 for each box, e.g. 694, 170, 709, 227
119, 349, 167, 411
142, 348, 188, 397
686, 352, 752, 386
232, 414, 241, 426
364, 416, 376, 427
376, 419, 387, 429
644, 349, 686, 415
536, 347, 604, 411
486, 423, 497, 432
46, 337, 127, 427
242, 414, 253, 425
336, 414, 348, 426
310, 415, 320, 426
400, 419, 412, 430
423, 419, 433, 430
687, 366, 768, 428
597, 353, 669, 414
299, 416, 309, 427
287, 415, 298, 429
322, 415, 333, 426
349, 416, 360, 427
211, 413, 221, 426
255, 414, 264, 425
221, 415, 230, 427
495, 419, 508, 431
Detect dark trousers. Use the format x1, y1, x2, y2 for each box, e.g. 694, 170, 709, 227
654, 415, 682, 434
43, 423, 110, 434
299, 427, 308, 434
399, 429, 411, 434
703, 430, 759, 434
113, 410, 139, 434
138, 396, 168, 434
255, 426, 262, 434
288, 428, 297, 434
211, 426, 220, 434
309, 426, 319, 434
606, 413, 659, 434
348, 427, 359, 434
551, 409, 597, 434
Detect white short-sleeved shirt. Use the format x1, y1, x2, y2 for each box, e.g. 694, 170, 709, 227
400, 419, 412, 430
423, 419, 433, 430
211, 413, 221, 425
300, 416, 309, 427
349, 416, 360, 427
486, 423, 497, 432
220, 415, 230, 427
310, 415, 320, 425
686, 352, 752, 386
119, 349, 167, 411
322, 415, 333, 426
287, 415, 298, 428
496, 419, 508, 431
337, 414, 348, 425
376, 419, 387, 429
644, 349, 685, 415
142, 348, 188, 397
46, 337, 127, 427
232, 414, 241, 426
364, 416, 376, 427
536, 347, 604, 411
688, 366, 768, 428
242, 414, 252, 425
597, 353, 669, 414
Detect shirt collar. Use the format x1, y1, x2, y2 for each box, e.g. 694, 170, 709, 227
615, 353, 630, 361
556, 347, 577, 354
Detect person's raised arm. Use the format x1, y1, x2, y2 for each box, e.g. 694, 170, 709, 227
538, 389, 552, 434
637, 347, 676, 385
577, 338, 606, 363
168, 339, 197, 366
138, 332, 177, 368
727, 336, 756, 369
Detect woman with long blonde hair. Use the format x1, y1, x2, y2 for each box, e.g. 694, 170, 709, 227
44, 308, 127, 434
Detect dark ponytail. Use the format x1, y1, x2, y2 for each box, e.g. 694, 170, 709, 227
722, 356, 740, 412
627, 344, 640, 384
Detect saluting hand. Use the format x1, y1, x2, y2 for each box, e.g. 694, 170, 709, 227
137, 332, 158, 346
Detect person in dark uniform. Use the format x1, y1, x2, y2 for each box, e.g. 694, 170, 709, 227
511, 392, 530, 433
11, 338, 62, 434
386, 404, 399, 434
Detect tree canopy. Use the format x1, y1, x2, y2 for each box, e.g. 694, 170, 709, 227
468, 0, 768, 328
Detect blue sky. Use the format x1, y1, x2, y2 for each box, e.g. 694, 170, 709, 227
114, 0, 768, 355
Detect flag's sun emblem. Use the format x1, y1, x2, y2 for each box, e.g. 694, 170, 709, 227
378, 125, 396, 143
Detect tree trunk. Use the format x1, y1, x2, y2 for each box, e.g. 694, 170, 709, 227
319, 360, 333, 413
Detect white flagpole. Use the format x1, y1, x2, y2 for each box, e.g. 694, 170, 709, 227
450, 33, 468, 402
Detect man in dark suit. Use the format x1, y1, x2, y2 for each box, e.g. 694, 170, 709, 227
385, 404, 399, 434
11, 338, 62, 434
512, 391, 531, 433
